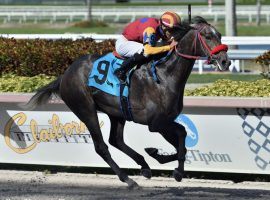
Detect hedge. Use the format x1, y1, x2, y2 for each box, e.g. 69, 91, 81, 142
184, 79, 270, 97
2, 73, 270, 96
0, 38, 115, 76
0, 74, 56, 93
255, 50, 270, 78
256, 50, 270, 66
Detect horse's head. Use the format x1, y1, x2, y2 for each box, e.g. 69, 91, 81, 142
172, 16, 231, 71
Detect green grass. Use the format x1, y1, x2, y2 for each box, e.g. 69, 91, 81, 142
187, 73, 263, 83
236, 25, 270, 36
216, 24, 270, 36
0, 25, 118, 34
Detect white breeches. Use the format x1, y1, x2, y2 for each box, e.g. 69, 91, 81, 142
115, 35, 144, 58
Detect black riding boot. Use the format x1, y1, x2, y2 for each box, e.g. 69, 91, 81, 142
114, 53, 147, 83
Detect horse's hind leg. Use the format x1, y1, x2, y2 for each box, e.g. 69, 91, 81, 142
64, 96, 139, 188
147, 120, 187, 182
108, 116, 151, 179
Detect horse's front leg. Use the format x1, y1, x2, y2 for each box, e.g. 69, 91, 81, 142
147, 119, 187, 182
108, 115, 152, 179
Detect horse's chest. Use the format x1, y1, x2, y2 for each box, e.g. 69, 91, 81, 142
158, 91, 181, 114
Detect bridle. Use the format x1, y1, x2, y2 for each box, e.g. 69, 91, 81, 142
174, 24, 228, 64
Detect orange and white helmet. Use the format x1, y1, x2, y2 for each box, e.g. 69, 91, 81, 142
160, 11, 181, 29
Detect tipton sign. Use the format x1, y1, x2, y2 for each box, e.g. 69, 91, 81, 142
0, 96, 269, 174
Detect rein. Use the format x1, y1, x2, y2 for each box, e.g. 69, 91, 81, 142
174, 25, 228, 62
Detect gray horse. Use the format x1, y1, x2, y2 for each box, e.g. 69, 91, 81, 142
26, 16, 230, 189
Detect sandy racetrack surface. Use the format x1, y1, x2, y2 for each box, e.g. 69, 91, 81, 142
0, 170, 269, 200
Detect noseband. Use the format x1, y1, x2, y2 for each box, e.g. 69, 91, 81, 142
174, 24, 228, 63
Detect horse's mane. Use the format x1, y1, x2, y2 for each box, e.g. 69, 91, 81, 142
191, 16, 209, 25
171, 23, 192, 41
171, 16, 209, 41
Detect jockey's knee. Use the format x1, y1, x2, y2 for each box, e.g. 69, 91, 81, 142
115, 44, 123, 57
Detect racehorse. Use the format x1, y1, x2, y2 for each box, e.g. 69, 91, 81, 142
26, 16, 230, 189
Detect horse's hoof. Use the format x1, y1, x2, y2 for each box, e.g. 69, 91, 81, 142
141, 168, 152, 179
126, 178, 140, 190
173, 168, 183, 182
145, 147, 158, 156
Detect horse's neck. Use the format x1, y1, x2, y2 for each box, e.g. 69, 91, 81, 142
154, 48, 195, 116
157, 53, 195, 92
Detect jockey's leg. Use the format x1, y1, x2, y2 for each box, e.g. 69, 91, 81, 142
115, 35, 143, 57
114, 53, 147, 82
115, 35, 146, 83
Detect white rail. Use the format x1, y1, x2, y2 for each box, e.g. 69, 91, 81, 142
2, 34, 270, 45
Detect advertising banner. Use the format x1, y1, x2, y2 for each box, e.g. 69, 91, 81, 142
0, 104, 269, 174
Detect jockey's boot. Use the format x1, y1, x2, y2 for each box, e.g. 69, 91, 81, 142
114, 53, 147, 83
114, 57, 136, 83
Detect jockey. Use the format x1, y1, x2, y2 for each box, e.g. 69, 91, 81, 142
114, 11, 181, 82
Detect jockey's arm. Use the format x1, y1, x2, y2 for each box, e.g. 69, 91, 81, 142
142, 27, 171, 56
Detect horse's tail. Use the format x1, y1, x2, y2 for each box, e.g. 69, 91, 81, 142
24, 75, 62, 110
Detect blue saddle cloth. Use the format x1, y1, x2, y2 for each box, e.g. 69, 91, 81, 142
88, 53, 128, 97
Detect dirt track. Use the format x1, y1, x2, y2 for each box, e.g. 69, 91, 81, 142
0, 170, 269, 200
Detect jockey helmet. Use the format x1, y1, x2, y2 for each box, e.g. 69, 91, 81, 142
160, 11, 181, 29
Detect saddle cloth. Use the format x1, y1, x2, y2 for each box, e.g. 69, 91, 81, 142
88, 52, 129, 97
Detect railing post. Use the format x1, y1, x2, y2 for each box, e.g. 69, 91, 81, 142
249, 14, 253, 23
229, 60, 240, 72
198, 60, 203, 74
267, 14, 270, 23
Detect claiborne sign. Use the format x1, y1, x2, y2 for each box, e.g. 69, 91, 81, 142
4, 112, 103, 154
0, 107, 269, 174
